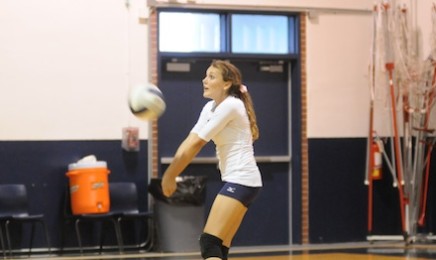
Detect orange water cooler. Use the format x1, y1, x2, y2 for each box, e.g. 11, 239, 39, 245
66, 160, 110, 214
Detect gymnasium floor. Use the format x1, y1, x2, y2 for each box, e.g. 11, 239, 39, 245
10, 242, 436, 260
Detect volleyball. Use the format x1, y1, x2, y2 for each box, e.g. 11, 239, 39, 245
128, 83, 166, 121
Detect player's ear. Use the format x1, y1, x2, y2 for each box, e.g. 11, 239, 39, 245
223, 81, 232, 91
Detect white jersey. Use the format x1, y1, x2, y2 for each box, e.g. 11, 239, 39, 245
191, 96, 262, 187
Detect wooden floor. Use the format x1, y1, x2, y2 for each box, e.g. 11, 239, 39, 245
8, 242, 436, 260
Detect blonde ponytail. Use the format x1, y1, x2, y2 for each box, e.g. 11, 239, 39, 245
240, 91, 259, 141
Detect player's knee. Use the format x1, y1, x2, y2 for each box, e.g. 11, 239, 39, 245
199, 233, 223, 259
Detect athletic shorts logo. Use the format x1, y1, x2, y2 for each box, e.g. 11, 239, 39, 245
226, 186, 236, 193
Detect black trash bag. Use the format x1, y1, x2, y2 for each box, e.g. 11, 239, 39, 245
148, 176, 207, 206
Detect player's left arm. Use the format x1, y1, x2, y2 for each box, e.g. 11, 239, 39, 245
162, 133, 207, 196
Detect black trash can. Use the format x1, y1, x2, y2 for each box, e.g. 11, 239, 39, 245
149, 176, 207, 252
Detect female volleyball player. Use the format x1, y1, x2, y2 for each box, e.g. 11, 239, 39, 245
161, 60, 262, 260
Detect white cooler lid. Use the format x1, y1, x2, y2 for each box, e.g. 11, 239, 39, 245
68, 161, 107, 171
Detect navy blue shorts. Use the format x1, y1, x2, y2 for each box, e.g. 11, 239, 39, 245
218, 182, 261, 208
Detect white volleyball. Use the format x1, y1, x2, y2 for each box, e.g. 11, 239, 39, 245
128, 83, 166, 121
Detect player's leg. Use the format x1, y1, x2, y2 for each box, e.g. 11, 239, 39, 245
200, 183, 261, 260
222, 207, 246, 247
201, 194, 247, 260
221, 204, 247, 260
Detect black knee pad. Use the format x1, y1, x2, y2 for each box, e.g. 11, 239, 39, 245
221, 245, 229, 260
199, 233, 223, 259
